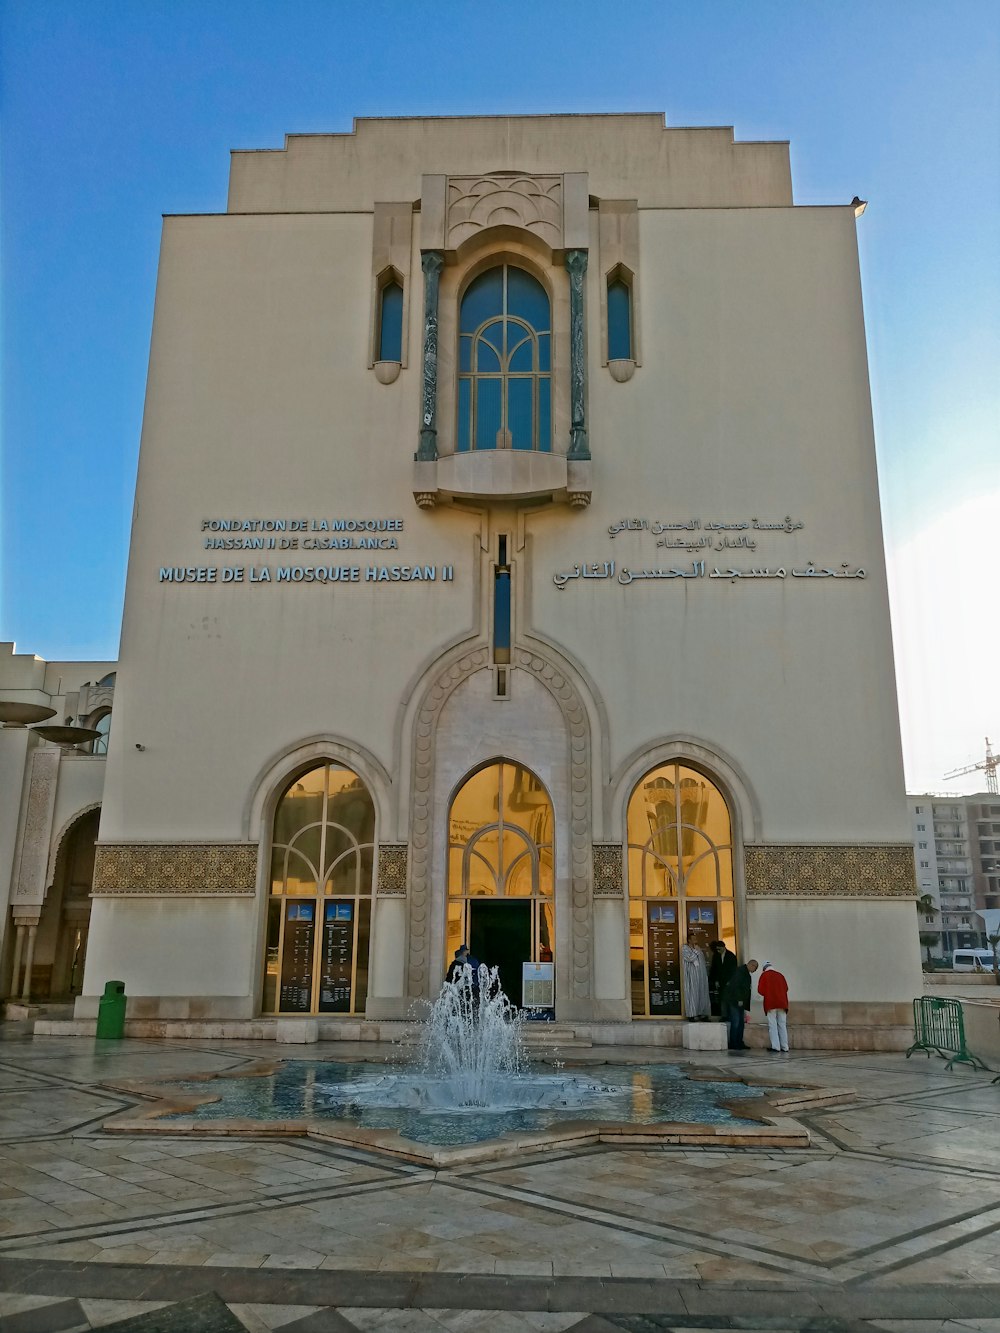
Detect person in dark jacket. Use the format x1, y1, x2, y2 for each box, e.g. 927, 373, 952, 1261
708, 940, 737, 1017
445, 945, 480, 984
720, 957, 758, 1050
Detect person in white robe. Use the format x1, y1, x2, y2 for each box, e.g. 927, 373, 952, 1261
682, 942, 711, 1018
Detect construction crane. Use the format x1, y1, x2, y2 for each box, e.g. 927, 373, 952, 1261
945, 737, 1000, 796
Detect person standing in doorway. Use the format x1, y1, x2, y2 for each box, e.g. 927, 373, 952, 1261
682, 942, 711, 1019
721, 957, 758, 1050
757, 961, 790, 1052
708, 939, 737, 1017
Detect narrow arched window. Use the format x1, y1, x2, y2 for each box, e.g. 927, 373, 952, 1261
377, 280, 403, 362
607, 276, 632, 361
458, 265, 551, 452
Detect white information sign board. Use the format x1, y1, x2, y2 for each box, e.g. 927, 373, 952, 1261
522, 962, 554, 1008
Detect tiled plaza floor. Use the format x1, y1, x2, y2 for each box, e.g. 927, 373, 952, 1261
0, 1034, 999, 1331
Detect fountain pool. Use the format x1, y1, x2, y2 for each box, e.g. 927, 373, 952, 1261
157, 967, 795, 1148
167, 1057, 785, 1146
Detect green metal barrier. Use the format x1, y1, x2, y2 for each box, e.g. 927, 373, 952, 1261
906, 996, 988, 1071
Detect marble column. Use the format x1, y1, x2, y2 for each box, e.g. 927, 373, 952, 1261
416, 251, 444, 462
9, 924, 25, 999
565, 249, 590, 461
20, 924, 37, 1001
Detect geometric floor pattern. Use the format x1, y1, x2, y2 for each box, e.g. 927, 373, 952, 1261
1, 1033, 1000, 1332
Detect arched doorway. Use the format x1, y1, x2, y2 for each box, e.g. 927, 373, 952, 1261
262, 762, 375, 1015
627, 763, 737, 1017
447, 761, 554, 1006
30, 808, 100, 1000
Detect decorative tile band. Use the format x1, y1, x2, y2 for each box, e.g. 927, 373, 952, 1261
744, 844, 916, 897
593, 844, 624, 896
377, 844, 408, 895
93, 844, 259, 895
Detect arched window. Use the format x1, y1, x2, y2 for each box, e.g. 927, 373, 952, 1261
607, 274, 633, 361
626, 763, 736, 1018
447, 761, 554, 1004
263, 763, 375, 1016
458, 265, 551, 453
90, 711, 112, 756
377, 277, 403, 362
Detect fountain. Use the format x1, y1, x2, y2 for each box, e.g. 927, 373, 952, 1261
316, 964, 620, 1116
32, 724, 103, 749
136, 966, 821, 1158
0, 702, 57, 727
415, 963, 528, 1105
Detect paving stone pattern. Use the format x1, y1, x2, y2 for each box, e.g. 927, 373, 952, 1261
1, 1035, 999, 1331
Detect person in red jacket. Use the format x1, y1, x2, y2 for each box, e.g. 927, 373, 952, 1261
757, 961, 790, 1053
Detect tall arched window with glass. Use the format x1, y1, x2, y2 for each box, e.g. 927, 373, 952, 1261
263, 764, 375, 1016
458, 265, 551, 452
626, 764, 736, 1018
90, 711, 112, 756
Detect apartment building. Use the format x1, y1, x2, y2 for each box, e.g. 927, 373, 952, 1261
908, 794, 1000, 956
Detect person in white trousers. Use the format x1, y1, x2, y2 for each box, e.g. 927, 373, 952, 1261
756, 961, 790, 1052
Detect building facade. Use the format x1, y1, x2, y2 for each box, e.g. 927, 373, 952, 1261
967, 798, 1000, 920
3, 114, 921, 1045
0, 643, 113, 1005
908, 793, 1000, 957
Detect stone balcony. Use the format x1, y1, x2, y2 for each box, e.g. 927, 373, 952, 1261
413, 450, 592, 509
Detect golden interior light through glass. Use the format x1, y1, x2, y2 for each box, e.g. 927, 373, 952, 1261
448, 761, 556, 978
266, 763, 376, 1016
626, 763, 736, 1017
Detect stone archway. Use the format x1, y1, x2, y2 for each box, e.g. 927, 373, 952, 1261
403, 643, 596, 1017
30, 807, 100, 1000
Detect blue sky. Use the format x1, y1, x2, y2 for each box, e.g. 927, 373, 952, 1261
1, 0, 998, 791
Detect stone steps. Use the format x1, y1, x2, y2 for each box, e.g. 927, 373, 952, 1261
28, 1015, 915, 1053
4, 1001, 76, 1020
2, 1001, 77, 1033
521, 1026, 592, 1049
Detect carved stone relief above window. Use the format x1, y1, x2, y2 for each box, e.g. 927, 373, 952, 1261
75, 680, 115, 719
446, 175, 563, 252
420, 172, 589, 258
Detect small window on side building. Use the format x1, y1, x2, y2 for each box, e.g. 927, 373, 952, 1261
377, 280, 403, 362
607, 275, 632, 361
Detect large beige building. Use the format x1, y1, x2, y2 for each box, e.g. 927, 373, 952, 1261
2, 114, 921, 1047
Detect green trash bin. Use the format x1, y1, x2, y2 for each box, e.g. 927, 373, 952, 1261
96, 980, 127, 1040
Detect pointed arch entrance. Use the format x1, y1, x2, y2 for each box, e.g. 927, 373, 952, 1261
447, 760, 554, 1006
24, 807, 100, 1000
